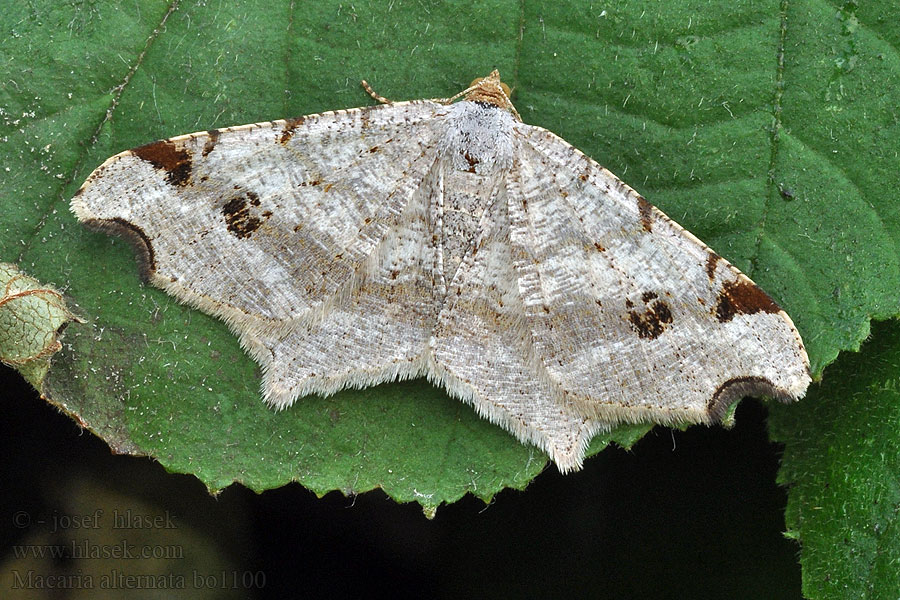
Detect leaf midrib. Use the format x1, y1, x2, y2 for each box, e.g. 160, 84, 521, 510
17, 1, 180, 264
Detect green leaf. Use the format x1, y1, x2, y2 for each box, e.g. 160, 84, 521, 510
770, 320, 900, 598
2, 0, 898, 523
0, 263, 80, 391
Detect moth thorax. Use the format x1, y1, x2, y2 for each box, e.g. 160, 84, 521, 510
439, 101, 516, 175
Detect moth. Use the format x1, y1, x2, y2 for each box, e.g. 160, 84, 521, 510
72, 71, 810, 472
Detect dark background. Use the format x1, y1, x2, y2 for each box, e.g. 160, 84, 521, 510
2, 363, 801, 599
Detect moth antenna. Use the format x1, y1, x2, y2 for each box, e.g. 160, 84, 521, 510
443, 85, 477, 105
361, 79, 393, 105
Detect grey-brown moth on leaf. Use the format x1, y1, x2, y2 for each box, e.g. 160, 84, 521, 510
71, 71, 810, 472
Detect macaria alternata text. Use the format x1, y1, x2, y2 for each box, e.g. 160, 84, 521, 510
71, 71, 810, 472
